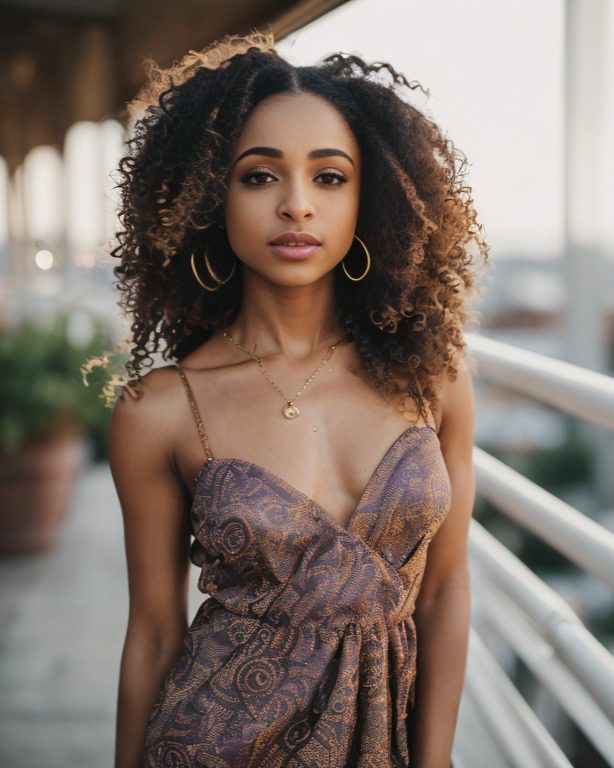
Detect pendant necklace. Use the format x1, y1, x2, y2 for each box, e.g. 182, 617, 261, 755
223, 328, 346, 420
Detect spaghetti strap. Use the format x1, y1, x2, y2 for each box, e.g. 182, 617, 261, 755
175, 363, 213, 460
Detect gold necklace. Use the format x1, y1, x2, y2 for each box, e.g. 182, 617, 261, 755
223, 328, 345, 420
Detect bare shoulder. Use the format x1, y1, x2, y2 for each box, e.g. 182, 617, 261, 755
430, 346, 476, 438
109, 364, 184, 463
115, 363, 182, 408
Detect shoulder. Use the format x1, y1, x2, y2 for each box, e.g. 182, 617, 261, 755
109, 364, 184, 456
440, 346, 475, 411
428, 345, 475, 436
436, 345, 476, 449
112, 364, 181, 418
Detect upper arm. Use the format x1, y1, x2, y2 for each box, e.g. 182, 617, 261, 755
415, 349, 476, 611
108, 367, 191, 648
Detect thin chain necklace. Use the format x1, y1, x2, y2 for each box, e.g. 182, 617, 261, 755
223, 328, 346, 420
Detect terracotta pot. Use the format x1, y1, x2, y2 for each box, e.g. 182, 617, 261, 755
0, 433, 86, 556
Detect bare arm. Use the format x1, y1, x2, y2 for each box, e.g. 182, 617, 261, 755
109, 368, 192, 768
410, 351, 476, 768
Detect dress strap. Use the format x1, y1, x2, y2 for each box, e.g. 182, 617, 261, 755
175, 363, 213, 460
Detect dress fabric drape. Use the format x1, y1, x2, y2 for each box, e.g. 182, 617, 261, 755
141, 364, 452, 767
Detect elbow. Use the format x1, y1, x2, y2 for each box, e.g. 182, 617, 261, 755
414, 571, 471, 625
125, 612, 188, 659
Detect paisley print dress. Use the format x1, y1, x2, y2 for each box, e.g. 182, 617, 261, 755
141, 364, 452, 767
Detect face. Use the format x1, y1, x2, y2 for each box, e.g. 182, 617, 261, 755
224, 91, 361, 288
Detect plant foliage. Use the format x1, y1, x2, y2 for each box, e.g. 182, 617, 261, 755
0, 314, 118, 459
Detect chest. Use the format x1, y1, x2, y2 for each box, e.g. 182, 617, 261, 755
177, 353, 435, 528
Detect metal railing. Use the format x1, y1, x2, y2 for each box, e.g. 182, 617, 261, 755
466, 332, 614, 430
452, 332, 614, 768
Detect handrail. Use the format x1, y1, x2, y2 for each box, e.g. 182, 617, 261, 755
469, 521, 614, 722
466, 332, 614, 430
473, 447, 614, 588
463, 629, 574, 767
482, 585, 614, 763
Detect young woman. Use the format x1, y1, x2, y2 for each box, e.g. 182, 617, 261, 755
108, 30, 490, 768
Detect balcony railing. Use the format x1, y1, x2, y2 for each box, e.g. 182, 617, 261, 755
452, 332, 614, 768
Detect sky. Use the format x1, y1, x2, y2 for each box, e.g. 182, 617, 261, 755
277, 0, 565, 259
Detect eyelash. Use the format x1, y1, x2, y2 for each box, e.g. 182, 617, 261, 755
240, 169, 349, 186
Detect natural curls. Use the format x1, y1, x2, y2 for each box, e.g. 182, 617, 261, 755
127, 30, 276, 121
109, 31, 491, 419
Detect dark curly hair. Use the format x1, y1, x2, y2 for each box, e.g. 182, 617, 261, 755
110, 30, 491, 422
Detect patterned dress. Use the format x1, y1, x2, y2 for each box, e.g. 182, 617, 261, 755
141, 364, 452, 767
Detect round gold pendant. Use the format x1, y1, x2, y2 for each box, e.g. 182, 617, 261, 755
282, 403, 300, 419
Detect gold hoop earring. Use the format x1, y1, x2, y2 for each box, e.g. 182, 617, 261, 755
204, 252, 236, 285
190, 250, 236, 292
342, 235, 371, 282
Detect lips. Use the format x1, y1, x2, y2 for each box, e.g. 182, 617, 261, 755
269, 232, 321, 261
269, 231, 321, 246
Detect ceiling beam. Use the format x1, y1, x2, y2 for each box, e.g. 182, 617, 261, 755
271, 0, 348, 39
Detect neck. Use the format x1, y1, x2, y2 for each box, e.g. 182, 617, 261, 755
229, 271, 345, 360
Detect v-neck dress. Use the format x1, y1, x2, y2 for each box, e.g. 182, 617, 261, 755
140, 363, 452, 768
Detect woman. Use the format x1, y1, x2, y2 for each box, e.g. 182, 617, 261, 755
108, 30, 489, 768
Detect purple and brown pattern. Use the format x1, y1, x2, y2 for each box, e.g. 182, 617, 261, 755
141, 420, 452, 768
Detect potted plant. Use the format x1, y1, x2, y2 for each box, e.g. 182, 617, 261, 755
0, 312, 116, 555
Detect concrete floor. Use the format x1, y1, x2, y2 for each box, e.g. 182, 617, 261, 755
0, 463, 125, 767
0, 462, 203, 768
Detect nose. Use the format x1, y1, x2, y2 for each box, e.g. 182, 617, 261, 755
277, 177, 315, 222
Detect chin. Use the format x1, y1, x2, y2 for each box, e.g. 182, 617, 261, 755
275, 271, 333, 289
250, 264, 335, 289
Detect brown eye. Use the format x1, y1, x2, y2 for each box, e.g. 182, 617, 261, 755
316, 171, 348, 185
241, 170, 276, 185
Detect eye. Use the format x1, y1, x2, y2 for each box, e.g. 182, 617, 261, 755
240, 169, 276, 185
316, 170, 349, 185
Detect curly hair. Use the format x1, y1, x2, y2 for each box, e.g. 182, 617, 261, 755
110, 29, 491, 422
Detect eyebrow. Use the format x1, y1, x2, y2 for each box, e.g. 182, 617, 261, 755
233, 146, 355, 167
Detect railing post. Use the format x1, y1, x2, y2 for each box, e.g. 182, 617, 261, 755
563, 0, 614, 505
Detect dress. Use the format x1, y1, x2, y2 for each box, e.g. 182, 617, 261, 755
141, 363, 452, 768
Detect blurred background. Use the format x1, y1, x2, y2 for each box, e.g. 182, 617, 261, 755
1, 0, 613, 766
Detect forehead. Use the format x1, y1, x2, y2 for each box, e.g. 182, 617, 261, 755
233, 91, 360, 159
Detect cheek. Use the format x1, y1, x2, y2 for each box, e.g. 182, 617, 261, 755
326, 188, 360, 233
224, 192, 263, 247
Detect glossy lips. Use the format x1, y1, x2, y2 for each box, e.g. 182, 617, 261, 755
269, 231, 321, 260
